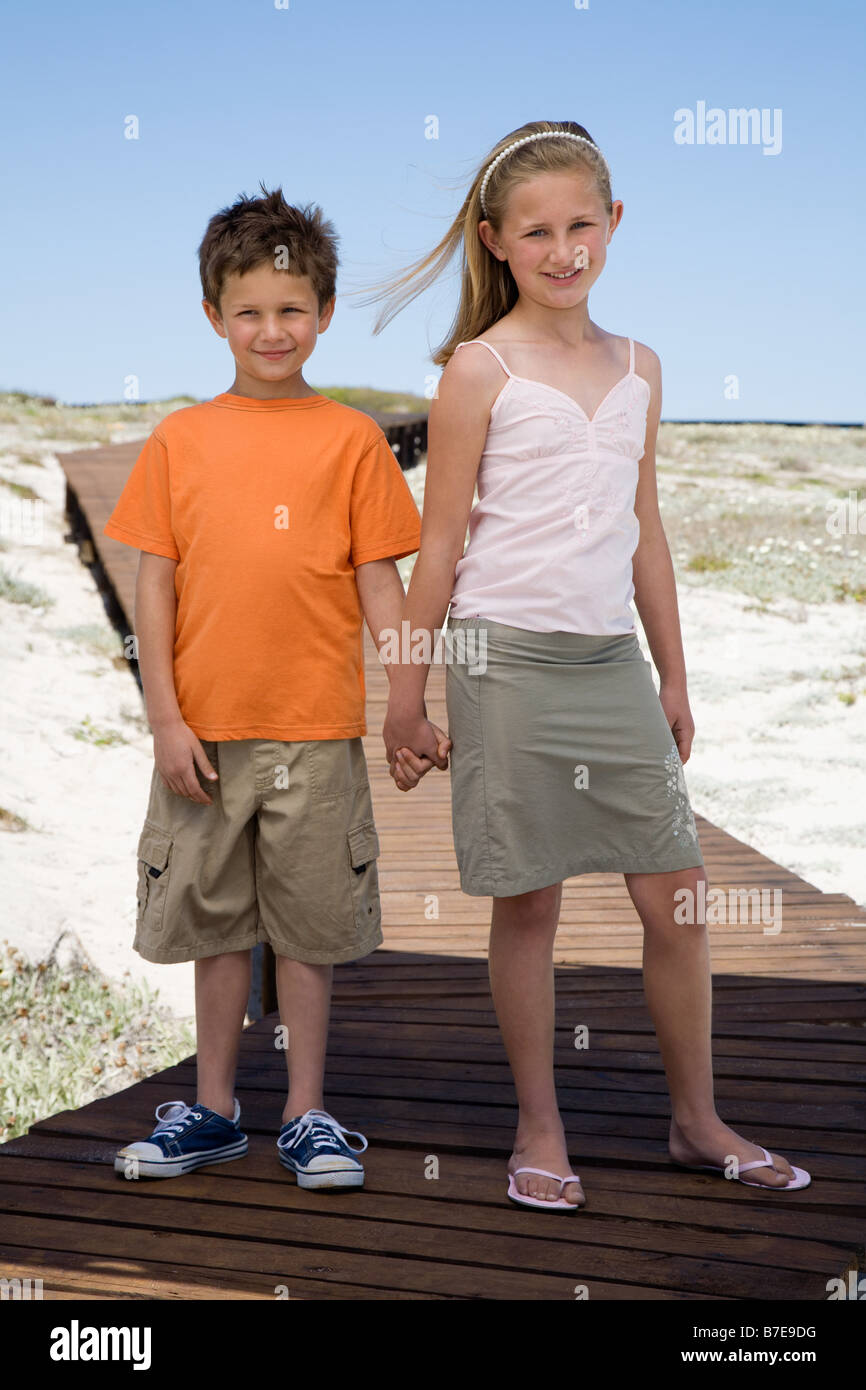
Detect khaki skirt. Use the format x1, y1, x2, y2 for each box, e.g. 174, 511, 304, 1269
444, 615, 705, 897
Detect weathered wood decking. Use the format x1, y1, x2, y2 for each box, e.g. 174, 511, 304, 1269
0, 442, 862, 1300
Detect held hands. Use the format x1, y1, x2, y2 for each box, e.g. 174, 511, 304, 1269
383, 705, 452, 793
153, 720, 218, 804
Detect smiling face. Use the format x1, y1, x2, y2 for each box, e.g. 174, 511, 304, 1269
479, 169, 622, 312
203, 261, 335, 398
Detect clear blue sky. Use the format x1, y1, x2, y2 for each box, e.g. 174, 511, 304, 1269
1, 0, 862, 421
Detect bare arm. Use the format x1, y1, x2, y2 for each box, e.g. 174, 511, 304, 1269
382, 344, 500, 770
135, 551, 216, 802
631, 347, 696, 760
354, 555, 415, 685
356, 555, 451, 779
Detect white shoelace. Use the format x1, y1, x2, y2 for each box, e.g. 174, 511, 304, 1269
151, 1099, 238, 1136
152, 1101, 200, 1136
277, 1108, 368, 1155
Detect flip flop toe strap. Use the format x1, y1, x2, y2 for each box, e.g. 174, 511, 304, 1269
738, 1146, 776, 1174
511, 1167, 582, 1188
512, 1166, 565, 1184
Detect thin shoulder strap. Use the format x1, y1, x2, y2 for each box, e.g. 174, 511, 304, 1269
454, 339, 513, 378
628, 337, 635, 374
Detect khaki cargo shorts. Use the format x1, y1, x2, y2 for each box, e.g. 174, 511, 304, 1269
133, 737, 383, 965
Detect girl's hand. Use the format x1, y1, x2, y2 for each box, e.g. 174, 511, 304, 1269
383, 704, 449, 768
153, 720, 218, 804
659, 685, 696, 764
383, 705, 451, 791
390, 726, 452, 792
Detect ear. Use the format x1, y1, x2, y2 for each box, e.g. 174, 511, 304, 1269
606, 200, 625, 243
477, 220, 507, 262
202, 298, 227, 338
318, 295, 337, 332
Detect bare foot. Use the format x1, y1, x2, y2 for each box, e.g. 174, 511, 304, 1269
670, 1116, 798, 1188
508, 1122, 585, 1205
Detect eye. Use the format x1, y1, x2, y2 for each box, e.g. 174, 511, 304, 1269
526, 221, 590, 237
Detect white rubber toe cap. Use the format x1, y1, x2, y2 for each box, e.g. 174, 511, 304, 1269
117, 1142, 166, 1161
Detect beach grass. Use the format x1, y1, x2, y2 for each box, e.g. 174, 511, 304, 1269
0, 937, 196, 1144
0, 564, 55, 608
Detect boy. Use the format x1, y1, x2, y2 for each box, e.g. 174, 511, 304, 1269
104, 184, 449, 1189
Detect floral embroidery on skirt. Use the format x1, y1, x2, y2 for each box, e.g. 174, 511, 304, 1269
664, 741, 700, 845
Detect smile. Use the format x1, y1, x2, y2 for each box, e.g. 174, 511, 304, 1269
543, 268, 582, 282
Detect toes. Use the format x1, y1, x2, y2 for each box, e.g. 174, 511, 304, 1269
751, 1167, 787, 1185
562, 1179, 584, 1205
747, 1154, 794, 1186
517, 1174, 560, 1202
766, 1153, 795, 1184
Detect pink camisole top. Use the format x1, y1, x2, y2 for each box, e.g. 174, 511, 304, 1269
447, 336, 651, 635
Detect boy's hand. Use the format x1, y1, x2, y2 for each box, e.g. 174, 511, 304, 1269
390, 732, 451, 792
153, 720, 218, 804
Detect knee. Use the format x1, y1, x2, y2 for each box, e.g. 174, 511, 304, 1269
629, 866, 711, 935
676, 868, 709, 923
493, 881, 562, 934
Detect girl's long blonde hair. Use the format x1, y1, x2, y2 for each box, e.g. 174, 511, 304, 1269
348, 119, 613, 369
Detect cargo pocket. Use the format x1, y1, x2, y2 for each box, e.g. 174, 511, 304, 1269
136, 821, 174, 934
305, 738, 369, 802
346, 819, 381, 930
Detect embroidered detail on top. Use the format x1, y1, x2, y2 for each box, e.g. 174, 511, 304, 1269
664, 741, 700, 845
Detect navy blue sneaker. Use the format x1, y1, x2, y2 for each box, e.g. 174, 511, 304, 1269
276, 1108, 368, 1189
114, 1098, 248, 1179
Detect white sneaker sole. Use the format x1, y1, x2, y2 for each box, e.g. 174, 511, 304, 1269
114, 1137, 248, 1179
278, 1153, 364, 1189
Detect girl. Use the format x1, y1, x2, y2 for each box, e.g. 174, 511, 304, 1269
363, 119, 811, 1209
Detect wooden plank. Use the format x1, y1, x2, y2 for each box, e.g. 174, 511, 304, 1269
0, 1247, 451, 1301
0, 1214, 728, 1301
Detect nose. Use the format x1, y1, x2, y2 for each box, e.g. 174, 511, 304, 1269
548, 236, 577, 267
259, 317, 289, 342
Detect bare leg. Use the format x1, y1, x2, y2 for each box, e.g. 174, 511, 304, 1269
194, 949, 251, 1120
625, 865, 797, 1187
489, 882, 584, 1205
275, 956, 333, 1126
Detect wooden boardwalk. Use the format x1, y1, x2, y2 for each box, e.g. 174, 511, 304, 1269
0, 443, 862, 1300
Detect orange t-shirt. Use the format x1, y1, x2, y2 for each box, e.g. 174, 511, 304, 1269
103, 392, 422, 740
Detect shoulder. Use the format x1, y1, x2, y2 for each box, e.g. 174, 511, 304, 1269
317, 399, 396, 458
319, 397, 385, 434
148, 398, 215, 444
630, 338, 661, 387
442, 339, 504, 382
436, 343, 506, 424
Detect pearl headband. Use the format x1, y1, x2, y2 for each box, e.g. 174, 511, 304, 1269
478, 131, 610, 217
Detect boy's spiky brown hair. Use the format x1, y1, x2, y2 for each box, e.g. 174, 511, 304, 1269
197, 181, 339, 314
